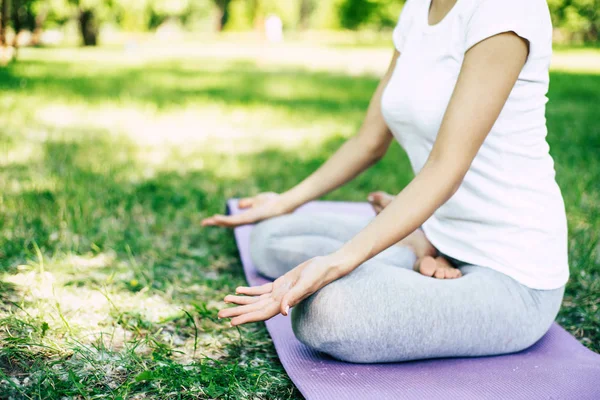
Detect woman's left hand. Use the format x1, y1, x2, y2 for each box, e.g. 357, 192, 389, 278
218, 255, 346, 326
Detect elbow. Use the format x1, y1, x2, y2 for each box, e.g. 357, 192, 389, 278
360, 137, 390, 162
425, 156, 467, 199
370, 146, 388, 162
441, 172, 464, 203
448, 179, 462, 198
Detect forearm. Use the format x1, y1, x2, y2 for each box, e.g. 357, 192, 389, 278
280, 68, 396, 211
333, 158, 463, 274
280, 136, 383, 210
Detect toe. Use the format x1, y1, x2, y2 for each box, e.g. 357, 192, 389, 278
418, 256, 436, 277
434, 268, 446, 279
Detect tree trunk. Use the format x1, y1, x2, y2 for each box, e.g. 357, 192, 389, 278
79, 9, 98, 46
0, 0, 9, 46
10, 0, 20, 59
31, 4, 48, 46
298, 0, 313, 31
214, 0, 231, 32
587, 23, 598, 42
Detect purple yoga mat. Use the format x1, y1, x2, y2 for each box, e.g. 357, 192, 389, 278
226, 199, 600, 400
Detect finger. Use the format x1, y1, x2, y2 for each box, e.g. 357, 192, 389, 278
201, 216, 217, 226
208, 213, 254, 228
201, 214, 233, 227
218, 300, 267, 319
231, 303, 280, 326
236, 282, 273, 296
238, 197, 255, 209
280, 281, 314, 316
224, 294, 262, 305
213, 214, 244, 227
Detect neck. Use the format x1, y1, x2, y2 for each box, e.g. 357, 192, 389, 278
428, 0, 458, 25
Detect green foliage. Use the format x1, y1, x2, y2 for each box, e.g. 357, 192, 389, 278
40, 0, 214, 33
337, 0, 403, 30
11, 0, 38, 32
43, 0, 74, 27
12, 0, 599, 44
549, 0, 600, 42
338, 0, 378, 30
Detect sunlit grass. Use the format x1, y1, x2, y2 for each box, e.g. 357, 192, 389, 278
0, 41, 599, 398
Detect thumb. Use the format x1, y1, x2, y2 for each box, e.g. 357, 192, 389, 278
238, 197, 255, 209
280, 281, 312, 316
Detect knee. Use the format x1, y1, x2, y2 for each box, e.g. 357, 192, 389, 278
291, 281, 374, 363
249, 216, 290, 279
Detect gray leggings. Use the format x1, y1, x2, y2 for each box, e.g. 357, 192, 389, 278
250, 212, 565, 364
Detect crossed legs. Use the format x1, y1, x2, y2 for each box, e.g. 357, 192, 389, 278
250, 212, 564, 363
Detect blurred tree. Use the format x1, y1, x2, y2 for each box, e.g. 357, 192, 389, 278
549, 0, 600, 42
338, 0, 377, 30
4, 0, 597, 44
338, 0, 402, 30
0, 0, 9, 45
12, 0, 37, 35
78, 8, 98, 45
213, 0, 232, 31
68, 0, 103, 46
9, 0, 37, 58
298, 0, 315, 30
30, 0, 48, 45
44, 0, 72, 28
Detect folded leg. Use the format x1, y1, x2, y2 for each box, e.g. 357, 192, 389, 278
291, 261, 564, 363
250, 212, 417, 279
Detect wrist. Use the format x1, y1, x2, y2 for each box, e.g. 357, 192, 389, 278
278, 190, 305, 213
329, 247, 364, 277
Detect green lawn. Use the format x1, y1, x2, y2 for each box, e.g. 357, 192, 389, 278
0, 41, 599, 399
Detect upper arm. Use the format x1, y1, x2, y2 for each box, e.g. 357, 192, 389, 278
355, 48, 400, 158
427, 32, 529, 178
387, 49, 401, 75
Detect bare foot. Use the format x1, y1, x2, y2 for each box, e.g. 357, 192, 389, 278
398, 229, 462, 280
416, 255, 463, 279
397, 229, 437, 259
367, 191, 462, 280
367, 191, 395, 214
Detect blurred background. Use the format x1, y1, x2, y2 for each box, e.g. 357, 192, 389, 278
0, 1, 599, 399
0, 0, 598, 51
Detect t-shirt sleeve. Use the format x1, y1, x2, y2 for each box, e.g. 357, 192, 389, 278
392, 0, 417, 53
465, 0, 551, 56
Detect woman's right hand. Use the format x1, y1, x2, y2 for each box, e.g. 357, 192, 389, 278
201, 192, 293, 228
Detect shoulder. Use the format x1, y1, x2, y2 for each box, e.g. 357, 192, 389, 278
397, 0, 421, 26
460, 0, 552, 54
461, 0, 551, 22
393, 0, 423, 52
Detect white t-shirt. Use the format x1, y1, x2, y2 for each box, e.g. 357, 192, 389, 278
381, 0, 569, 290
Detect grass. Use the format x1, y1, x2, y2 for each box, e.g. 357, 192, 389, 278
0, 40, 599, 399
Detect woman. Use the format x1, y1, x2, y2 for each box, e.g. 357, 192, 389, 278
202, 0, 568, 363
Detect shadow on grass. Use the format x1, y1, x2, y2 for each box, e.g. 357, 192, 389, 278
0, 59, 378, 117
